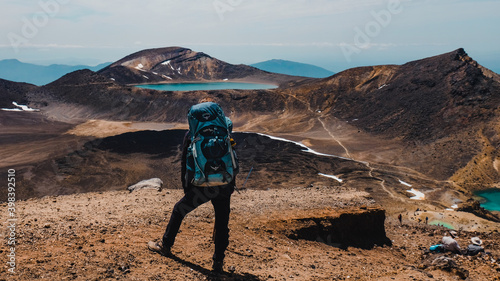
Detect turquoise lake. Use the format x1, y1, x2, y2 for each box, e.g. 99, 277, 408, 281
136, 82, 278, 91
475, 188, 500, 211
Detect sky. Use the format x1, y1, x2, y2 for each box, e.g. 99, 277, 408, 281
1, 0, 499, 73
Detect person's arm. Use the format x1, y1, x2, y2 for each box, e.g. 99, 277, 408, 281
181, 131, 191, 190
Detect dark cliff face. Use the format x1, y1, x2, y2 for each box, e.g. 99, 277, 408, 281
272, 208, 392, 250
97, 46, 298, 85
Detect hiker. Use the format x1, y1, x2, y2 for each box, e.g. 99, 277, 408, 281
398, 214, 402, 225
441, 231, 462, 254
148, 97, 238, 273
466, 237, 485, 256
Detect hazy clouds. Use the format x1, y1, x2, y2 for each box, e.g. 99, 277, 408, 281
1, 0, 499, 72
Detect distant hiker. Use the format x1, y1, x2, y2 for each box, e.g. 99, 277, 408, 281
398, 214, 402, 225
442, 231, 462, 254
425, 216, 428, 224
466, 237, 485, 256
148, 97, 239, 273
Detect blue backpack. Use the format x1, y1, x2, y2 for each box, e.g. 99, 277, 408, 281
186, 102, 238, 186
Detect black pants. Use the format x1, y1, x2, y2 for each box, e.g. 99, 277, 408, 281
162, 184, 233, 262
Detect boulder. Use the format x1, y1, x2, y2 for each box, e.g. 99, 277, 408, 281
127, 178, 163, 192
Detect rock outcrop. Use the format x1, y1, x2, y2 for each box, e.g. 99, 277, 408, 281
270, 207, 392, 250
456, 199, 500, 222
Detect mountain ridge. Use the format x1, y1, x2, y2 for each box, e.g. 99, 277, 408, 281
98, 46, 302, 85
0, 59, 110, 86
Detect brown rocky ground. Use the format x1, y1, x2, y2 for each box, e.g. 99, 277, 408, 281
1, 187, 499, 281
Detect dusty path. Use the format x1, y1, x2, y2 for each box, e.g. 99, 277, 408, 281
317, 117, 352, 159
316, 115, 410, 204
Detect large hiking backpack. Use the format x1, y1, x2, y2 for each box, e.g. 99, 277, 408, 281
186, 102, 238, 187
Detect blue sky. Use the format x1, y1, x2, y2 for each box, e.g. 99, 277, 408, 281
1, 0, 499, 73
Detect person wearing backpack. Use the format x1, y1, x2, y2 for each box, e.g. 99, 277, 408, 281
148, 97, 238, 273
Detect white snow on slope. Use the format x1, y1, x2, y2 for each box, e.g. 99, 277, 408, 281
1, 101, 39, 112
253, 133, 350, 160
318, 173, 343, 182
407, 188, 425, 200
398, 179, 412, 187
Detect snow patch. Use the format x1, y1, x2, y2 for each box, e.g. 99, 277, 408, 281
318, 173, 343, 182
161, 60, 171, 65
1, 101, 39, 112
406, 188, 425, 200
162, 75, 172, 80
142, 75, 149, 79
253, 133, 350, 160
398, 179, 412, 187
1, 108, 22, 112
223, 78, 229, 81
135, 63, 144, 70
378, 84, 388, 89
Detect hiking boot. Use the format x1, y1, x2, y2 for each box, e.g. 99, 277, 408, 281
212, 260, 224, 273
147, 241, 171, 257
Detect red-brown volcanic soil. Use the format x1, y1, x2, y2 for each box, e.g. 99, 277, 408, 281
1, 187, 499, 281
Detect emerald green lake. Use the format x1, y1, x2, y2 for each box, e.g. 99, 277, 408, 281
429, 220, 455, 229
475, 188, 500, 211
136, 82, 278, 91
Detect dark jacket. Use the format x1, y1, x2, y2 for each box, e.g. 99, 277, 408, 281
181, 131, 192, 192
